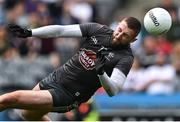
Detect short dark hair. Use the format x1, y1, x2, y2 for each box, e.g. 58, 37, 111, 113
124, 17, 141, 36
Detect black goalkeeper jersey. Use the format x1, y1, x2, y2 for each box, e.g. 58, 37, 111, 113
58, 23, 134, 103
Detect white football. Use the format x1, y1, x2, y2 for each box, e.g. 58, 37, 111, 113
144, 7, 172, 35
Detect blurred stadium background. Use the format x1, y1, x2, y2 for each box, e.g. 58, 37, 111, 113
0, 0, 179, 121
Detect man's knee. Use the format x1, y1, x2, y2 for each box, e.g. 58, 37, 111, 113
21, 110, 50, 121
21, 110, 32, 120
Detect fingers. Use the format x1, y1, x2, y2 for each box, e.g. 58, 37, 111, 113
8, 23, 32, 38
8, 24, 20, 28
7, 24, 29, 37
96, 52, 106, 64
8, 24, 23, 32
101, 55, 106, 63
100, 55, 106, 64
96, 50, 100, 57
8, 24, 20, 29
96, 49, 103, 59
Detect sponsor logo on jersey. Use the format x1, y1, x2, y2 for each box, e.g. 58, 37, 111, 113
90, 36, 98, 44
79, 48, 96, 70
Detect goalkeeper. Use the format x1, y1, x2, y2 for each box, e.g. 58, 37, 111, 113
0, 17, 141, 121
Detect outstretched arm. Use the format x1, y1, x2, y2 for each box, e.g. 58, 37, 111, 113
98, 68, 126, 96
8, 24, 83, 38
32, 25, 82, 38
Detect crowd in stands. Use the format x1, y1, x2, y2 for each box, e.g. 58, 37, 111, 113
0, 0, 179, 121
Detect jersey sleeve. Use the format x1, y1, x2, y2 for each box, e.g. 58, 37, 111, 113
115, 55, 134, 76
79, 23, 104, 37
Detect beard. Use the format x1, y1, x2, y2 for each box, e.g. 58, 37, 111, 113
110, 39, 129, 49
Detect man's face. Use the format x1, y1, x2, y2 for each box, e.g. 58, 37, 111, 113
112, 20, 136, 46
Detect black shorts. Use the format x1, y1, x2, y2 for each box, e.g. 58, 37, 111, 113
39, 68, 79, 113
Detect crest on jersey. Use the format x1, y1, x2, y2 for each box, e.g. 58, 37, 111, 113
79, 48, 96, 70
105, 52, 114, 61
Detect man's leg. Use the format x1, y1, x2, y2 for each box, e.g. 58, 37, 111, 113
0, 83, 53, 121
21, 109, 51, 121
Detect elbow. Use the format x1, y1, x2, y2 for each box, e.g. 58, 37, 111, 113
107, 93, 115, 97
106, 88, 119, 97
109, 85, 123, 97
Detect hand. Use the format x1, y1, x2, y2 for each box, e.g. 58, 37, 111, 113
8, 24, 32, 38
95, 50, 106, 75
